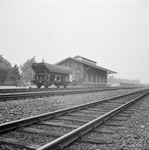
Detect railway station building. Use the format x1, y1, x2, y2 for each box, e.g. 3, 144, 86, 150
55, 55, 117, 87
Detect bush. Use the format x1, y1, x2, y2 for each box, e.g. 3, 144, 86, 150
0, 81, 16, 86
71, 80, 78, 86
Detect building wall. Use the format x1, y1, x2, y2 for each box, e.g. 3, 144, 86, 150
57, 59, 107, 86
57, 59, 84, 83
84, 68, 107, 83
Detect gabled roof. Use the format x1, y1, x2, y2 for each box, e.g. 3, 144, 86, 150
32, 63, 72, 75
73, 55, 97, 64
55, 56, 117, 74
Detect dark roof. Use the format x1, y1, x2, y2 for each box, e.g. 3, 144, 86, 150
55, 56, 117, 74
31, 63, 72, 75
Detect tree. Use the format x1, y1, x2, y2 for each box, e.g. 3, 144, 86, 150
10, 64, 21, 85
0, 55, 11, 83
41, 58, 46, 63
107, 75, 140, 84
20, 56, 36, 83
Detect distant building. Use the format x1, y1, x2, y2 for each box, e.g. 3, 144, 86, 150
55, 55, 117, 87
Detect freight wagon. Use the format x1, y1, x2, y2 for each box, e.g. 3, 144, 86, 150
31, 63, 72, 88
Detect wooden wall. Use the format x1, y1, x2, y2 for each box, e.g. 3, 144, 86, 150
57, 59, 107, 85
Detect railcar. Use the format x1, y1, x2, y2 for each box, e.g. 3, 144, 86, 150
31, 63, 72, 88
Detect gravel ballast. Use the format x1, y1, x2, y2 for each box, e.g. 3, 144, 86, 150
0, 88, 145, 124
0, 88, 149, 150
65, 92, 149, 150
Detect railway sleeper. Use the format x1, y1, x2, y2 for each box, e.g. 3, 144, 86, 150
116, 114, 132, 117
120, 111, 135, 114
111, 117, 128, 121
86, 108, 104, 111
37, 121, 80, 128
106, 101, 125, 104
104, 122, 124, 126
93, 105, 118, 108
0, 137, 40, 150
18, 127, 63, 137
91, 129, 116, 134
80, 110, 107, 114
57, 116, 90, 123
125, 108, 139, 111
68, 113, 99, 118
78, 138, 114, 144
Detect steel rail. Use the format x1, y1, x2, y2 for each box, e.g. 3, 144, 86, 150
0, 87, 88, 94
0, 87, 128, 101
0, 87, 140, 94
0, 87, 117, 93
0, 89, 147, 134
37, 90, 149, 150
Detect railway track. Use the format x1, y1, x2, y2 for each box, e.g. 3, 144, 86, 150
0, 87, 128, 101
0, 86, 141, 94
0, 89, 148, 150
0, 87, 86, 94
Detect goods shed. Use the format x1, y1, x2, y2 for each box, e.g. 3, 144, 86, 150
55, 55, 117, 87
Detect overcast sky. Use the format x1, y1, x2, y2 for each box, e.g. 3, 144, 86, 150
0, 0, 149, 84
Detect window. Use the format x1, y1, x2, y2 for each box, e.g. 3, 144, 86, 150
88, 72, 91, 82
